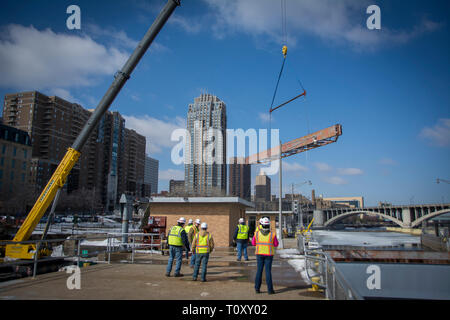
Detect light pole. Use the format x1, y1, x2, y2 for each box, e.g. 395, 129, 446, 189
289, 180, 312, 229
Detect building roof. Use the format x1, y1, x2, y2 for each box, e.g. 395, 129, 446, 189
149, 197, 254, 208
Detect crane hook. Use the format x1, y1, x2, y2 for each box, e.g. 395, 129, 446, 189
282, 45, 288, 59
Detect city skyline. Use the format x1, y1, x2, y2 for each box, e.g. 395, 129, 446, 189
0, 0, 449, 206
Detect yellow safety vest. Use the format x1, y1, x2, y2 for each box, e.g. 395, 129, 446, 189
255, 231, 275, 256
168, 225, 184, 246
195, 233, 211, 254
237, 224, 249, 240
184, 224, 193, 234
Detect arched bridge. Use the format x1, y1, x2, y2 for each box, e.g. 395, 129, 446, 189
312, 204, 450, 228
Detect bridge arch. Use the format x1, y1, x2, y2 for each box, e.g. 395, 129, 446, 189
324, 210, 405, 228
411, 209, 450, 228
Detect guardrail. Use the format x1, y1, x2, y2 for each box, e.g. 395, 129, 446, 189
297, 232, 362, 300
0, 232, 163, 279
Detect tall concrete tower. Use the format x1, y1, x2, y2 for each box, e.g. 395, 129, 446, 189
185, 93, 227, 196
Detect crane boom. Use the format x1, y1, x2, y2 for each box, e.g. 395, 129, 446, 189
5, 0, 181, 260
245, 124, 342, 164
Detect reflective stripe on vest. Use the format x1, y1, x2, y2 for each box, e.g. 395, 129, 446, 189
168, 225, 184, 246
237, 224, 249, 240
195, 233, 210, 254
255, 231, 275, 256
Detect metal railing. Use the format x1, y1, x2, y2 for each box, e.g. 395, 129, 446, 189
297, 232, 363, 300
0, 232, 163, 279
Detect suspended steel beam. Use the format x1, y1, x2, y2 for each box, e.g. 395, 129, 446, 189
269, 89, 306, 113
245, 124, 342, 164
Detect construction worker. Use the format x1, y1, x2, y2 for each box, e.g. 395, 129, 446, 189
191, 222, 214, 282
233, 218, 249, 261
165, 217, 190, 277
184, 219, 194, 260
252, 217, 278, 294
188, 218, 201, 268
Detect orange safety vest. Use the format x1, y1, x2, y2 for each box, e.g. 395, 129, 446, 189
195, 233, 211, 254
255, 231, 275, 256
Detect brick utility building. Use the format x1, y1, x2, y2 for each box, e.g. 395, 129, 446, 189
148, 197, 254, 247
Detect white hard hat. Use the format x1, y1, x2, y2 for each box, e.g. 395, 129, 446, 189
261, 217, 270, 226
195, 219, 201, 224
188, 219, 193, 224
201, 222, 208, 229
239, 218, 244, 223
259, 218, 264, 224
178, 217, 186, 223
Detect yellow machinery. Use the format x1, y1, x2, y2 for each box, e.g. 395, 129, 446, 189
2, 0, 181, 260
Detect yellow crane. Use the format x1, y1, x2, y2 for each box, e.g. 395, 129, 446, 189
2, 0, 181, 260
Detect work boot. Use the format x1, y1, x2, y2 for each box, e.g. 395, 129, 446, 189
268, 290, 276, 295
201, 279, 207, 282
174, 273, 184, 277
165, 273, 170, 277
255, 289, 261, 294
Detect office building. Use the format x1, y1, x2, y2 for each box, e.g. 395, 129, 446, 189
228, 157, 251, 201
254, 169, 271, 202
169, 179, 185, 195
144, 156, 159, 195
185, 93, 227, 196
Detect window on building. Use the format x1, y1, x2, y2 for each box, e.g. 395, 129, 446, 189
13, 147, 17, 157
10, 171, 14, 181
0, 169, 3, 179
12, 159, 15, 169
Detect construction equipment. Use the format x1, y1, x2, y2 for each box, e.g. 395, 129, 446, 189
3, 0, 181, 260
245, 124, 342, 164
437, 178, 450, 184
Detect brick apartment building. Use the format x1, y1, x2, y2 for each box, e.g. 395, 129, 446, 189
2, 91, 148, 212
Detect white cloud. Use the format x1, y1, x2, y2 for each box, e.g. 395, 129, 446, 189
337, 168, 363, 176
379, 157, 397, 166
169, 14, 203, 34
324, 176, 348, 185
419, 118, 450, 147
202, 0, 441, 50
123, 115, 186, 155
314, 162, 332, 172
0, 24, 129, 89
85, 24, 139, 50
283, 162, 309, 174
258, 112, 272, 123
159, 169, 184, 181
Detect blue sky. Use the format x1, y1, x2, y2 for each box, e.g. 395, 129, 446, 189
0, 0, 449, 206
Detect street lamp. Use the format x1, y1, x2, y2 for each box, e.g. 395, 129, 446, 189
289, 180, 312, 229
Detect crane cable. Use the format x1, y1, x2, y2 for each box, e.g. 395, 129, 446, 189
268, 0, 288, 146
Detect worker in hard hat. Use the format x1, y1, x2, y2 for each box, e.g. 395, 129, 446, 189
191, 222, 214, 282
165, 217, 190, 277
188, 218, 201, 268
252, 217, 278, 294
184, 219, 194, 261
233, 218, 249, 261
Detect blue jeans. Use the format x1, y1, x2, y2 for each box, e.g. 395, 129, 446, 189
166, 245, 183, 275
193, 253, 209, 281
255, 255, 274, 292
236, 241, 248, 260
190, 253, 196, 267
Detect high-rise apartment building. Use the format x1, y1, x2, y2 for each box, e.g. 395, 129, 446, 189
255, 169, 271, 202
2, 91, 101, 197
144, 156, 159, 195
0, 124, 33, 214
123, 128, 146, 197
228, 157, 251, 201
185, 94, 227, 196
3, 91, 147, 211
